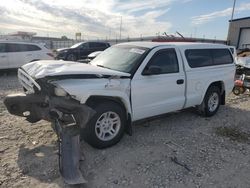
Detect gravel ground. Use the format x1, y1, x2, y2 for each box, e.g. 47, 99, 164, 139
1, 73, 250, 188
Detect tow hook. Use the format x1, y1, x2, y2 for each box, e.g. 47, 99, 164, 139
54, 119, 87, 184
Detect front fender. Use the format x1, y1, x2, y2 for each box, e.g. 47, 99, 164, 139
81, 91, 132, 115
53, 78, 132, 116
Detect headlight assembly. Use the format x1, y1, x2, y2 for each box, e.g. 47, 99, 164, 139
54, 87, 68, 97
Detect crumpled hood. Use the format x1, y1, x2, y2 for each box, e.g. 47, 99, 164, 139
21, 60, 131, 79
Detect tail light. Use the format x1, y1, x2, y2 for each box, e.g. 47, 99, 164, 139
47, 53, 54, 57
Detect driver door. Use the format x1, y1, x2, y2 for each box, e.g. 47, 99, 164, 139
131, 47, 186, 121
79, 42, 90, 59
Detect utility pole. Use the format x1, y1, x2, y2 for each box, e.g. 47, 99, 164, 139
119, 16, 122, 40
231, 0, 236, 21
227, 0, 237, 44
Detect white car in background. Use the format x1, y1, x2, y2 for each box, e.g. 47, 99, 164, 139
0, 41, 54, 69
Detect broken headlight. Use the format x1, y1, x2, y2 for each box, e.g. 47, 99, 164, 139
54, 87, 68, 97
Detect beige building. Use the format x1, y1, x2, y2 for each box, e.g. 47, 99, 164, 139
227, 17, 250, 49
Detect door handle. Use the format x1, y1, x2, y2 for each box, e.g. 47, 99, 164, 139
176, 79, 184, 85
26, 54, 32, 56
0, 55, 6, 58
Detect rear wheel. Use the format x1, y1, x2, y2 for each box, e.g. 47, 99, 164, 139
197, 86, 221, 117
82, 101, 126, 149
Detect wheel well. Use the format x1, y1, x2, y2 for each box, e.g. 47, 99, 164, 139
86, 96, 125, 110
207, 81, 225, 105
209, 81, 224, 92
86, 96, 132, 135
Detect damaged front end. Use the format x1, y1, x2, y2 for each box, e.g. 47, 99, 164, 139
4, 68, 95, 184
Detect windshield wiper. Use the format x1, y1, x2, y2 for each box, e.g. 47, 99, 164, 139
96, 64, 111, 69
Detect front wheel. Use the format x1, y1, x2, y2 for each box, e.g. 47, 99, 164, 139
197, 86, 221, 117
67, 54, 77, 61
82, 102, 126, 149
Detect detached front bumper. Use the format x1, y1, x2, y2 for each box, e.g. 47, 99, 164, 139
4, 93, 94, 127
4, 93, 95, 184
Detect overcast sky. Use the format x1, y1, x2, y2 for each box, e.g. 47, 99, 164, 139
0, 0, 250, 40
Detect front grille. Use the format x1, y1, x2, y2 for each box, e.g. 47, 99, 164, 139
18, 69, 41, 93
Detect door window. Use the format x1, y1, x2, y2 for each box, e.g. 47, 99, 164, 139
79, 43, 88, 49
26, 44, 41, 51
0, 43, 6, 53
90, 42, 107, 48
6, 43, 21, 52
6, 43, 41, 52
143, 49, 179, 75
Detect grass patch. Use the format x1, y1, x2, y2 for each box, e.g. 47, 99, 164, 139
215, 127, 250, 142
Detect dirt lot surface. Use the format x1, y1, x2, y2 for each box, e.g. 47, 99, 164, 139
1, 73, 250, 188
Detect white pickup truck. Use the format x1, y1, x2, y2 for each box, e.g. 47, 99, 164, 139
4, 42, 235, 184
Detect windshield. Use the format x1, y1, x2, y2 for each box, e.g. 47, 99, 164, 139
70, 42, 83, 48
90, 45, 149, 73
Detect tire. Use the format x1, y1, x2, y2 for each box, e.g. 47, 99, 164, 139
67, 54, 77, 61
233, 86, 241, 95
82, 101, 126, 149
197, 86, 221, 117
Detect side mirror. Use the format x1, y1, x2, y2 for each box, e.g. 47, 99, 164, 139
142, 65, 162, 75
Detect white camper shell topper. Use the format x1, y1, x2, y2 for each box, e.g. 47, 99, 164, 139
4, 42, 235, 184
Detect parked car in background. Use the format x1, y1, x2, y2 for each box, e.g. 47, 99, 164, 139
0, 41, 54, 69
55, 42, 110, 61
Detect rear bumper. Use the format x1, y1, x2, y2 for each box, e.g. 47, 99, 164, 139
4, 93, 95, 128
